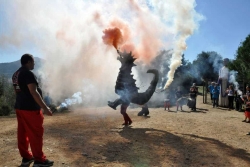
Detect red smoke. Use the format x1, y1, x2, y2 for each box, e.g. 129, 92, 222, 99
102, 27, 123, 49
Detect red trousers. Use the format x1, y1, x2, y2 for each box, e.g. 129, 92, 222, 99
16, 109, 46, 162
120, 104, 132, 124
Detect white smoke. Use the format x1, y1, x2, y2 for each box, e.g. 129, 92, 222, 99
59, 91, 83, 109
1, 0, 203, 106
161, 0, 204, 89
229, 71, 242, 95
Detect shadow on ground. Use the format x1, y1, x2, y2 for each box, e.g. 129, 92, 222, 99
45, 114, 250, 166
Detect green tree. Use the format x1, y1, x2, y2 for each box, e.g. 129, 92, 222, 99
192, 51, 223, 83
0, 75, 15, 116
228, 34, 250, 87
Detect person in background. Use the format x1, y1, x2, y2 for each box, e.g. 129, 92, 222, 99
226, 85, 234, 110
242, 86, 250, 123
212, 83, 220, 108
175, 86, 183, 111
12, 54, 54, 167
208, 82, 215, 104
189, 83, 198, 111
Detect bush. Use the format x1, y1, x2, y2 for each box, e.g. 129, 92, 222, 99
0, 104, 11, 116
0, 75, 15, 116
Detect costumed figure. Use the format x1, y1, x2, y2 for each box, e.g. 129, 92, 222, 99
108, 50, 159, 125
218, 58, 229, 107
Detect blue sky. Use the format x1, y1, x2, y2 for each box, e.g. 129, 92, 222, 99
0, 0, 250, 63
184, 0, 250, 62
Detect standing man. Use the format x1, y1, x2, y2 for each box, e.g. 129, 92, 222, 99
218, 58, 229, 107
12, 54, 54, 167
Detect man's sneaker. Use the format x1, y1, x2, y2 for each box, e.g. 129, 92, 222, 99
33, 159, 54, 167
21, 157, 34, 166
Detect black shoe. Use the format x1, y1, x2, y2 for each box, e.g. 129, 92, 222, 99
21, 157, 34, 166
144, 111, 149, 116
108, 101, 117, 110
33, 159, 54, 167
137, 111, 144, 116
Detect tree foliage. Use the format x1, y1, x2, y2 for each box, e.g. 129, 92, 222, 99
0, 75, 15, 116
192, 51, 223, 83
228, 34, 250, 84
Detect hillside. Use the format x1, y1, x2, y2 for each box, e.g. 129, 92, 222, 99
0, 57, 44, 78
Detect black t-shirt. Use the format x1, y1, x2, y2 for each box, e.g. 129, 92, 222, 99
12, 66, 42, 110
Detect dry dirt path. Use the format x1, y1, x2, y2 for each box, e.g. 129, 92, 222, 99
1, 95, 250, 167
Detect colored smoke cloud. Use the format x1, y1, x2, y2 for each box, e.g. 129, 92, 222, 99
1, 0, 203, 105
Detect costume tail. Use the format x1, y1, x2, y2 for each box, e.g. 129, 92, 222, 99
130, 69, 159, 105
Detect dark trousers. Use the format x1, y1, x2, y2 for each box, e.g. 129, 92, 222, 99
228, 96, 234, 109
190, 97, 196, 110
213, 98, 218, 107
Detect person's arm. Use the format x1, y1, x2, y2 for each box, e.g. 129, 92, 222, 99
28, 83, 52, 116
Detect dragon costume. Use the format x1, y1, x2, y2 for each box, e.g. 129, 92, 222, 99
108, 50, 159, 125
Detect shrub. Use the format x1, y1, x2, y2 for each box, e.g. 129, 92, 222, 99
0, 104, 11, 116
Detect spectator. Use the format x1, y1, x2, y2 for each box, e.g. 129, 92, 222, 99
212, 83, 220, 108
243, 86, 250, 123
164, 91, 170, 111
175, 86, 183, 111
226, 85, 234, 110
208, 82, 215, 104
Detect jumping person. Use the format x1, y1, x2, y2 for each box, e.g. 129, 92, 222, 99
12, 54, 54, 167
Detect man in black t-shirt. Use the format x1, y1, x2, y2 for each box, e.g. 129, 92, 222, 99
12, 54, 54, 167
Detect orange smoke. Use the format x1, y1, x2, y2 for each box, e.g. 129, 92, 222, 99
102, 27, 123, 49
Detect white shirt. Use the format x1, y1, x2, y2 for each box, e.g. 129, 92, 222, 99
219, 66, 229, 79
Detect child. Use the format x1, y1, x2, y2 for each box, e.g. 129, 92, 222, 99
243, 86, 250, 122
243, 101, 250, 123
164, 99, 170, 111
212, 83, 220, 108
175, 86, 183, 111
208, 82, 215, 103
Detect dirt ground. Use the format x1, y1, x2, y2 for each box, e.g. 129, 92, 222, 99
1, 95, 250, 167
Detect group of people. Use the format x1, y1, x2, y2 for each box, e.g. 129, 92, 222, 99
164, 83, 198, 112
208, 81, 250, 125
208, 82, 237, 110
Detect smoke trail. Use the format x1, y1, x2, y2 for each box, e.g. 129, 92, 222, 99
161, 0, 202, 89
0, 0, 202, 105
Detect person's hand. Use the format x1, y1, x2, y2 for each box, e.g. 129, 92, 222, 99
43, 107, 53, 116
